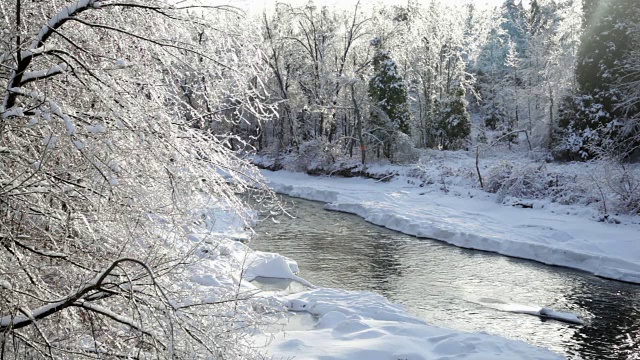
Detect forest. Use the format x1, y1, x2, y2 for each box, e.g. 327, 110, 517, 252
234, 0, 640, 166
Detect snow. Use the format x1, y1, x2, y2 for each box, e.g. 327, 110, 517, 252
190, 274, 223, 287
30, 0, 97, 51
261, 168, 640, 284
42, 135, 58, 149
64, 116, 76, 136
1, 106, 24, 119
21, 63, 68, 83
86, 124, 106, 134
538, 308, 583, 325
497, 304, 583, 325
0, 280, 11, 290
4, 88, 78, 139
259, 288, 562, 360
280, 288, 425, 325
243, 251, 315, 288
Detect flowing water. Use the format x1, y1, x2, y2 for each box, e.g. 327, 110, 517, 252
251, 196, 640, 360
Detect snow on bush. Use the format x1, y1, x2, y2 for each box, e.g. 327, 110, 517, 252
391, 132, 420, 164
604, 163, 640, 214
292, 139, 342, 173
547, 173, 590, 206
486, 161, 593, 205
480, 156, 640, 216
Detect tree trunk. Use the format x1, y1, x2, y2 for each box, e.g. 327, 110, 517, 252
350, 84, 366, 166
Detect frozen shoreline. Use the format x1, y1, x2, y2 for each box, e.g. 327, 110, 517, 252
261, 169, 640, 284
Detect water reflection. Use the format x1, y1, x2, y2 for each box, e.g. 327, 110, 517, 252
369, 239, 402, 293
251, 196, 640, 359
567, 281, 640, 359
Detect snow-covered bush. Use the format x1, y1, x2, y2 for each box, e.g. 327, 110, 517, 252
548, 173, 588, 206
485, 162, 549, 202
406, 163, 435, 186
604, 164, 640, 214
485, 161, 514, 194
292, 139, 342, 173
391, 132, 420, 164
483, 157, 640, 215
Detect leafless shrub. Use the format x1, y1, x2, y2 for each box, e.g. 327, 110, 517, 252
390, 132, 419, 164
604, 163, 640, 214
486, 162, 549, 202
292, 139, 342, 172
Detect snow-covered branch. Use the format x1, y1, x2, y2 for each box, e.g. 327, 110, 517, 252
20, 63, 68, 84
3, 0, 98, 110
0, 258, 148, 331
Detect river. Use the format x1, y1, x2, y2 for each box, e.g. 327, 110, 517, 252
251, 196, 640, 359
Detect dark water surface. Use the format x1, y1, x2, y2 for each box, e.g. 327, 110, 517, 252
251, 196, 640, 359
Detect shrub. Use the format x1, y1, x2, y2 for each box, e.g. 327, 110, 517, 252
486, 162, 549, 202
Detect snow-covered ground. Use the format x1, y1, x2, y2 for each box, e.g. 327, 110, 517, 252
259, 156, 640, 284
195, 197, 565, 359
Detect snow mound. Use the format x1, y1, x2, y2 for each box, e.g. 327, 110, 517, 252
244, 251, 314, 288
503, 304, 583, 325
281, 288, 424, 324
266, 288, 562, 360
538, 308, 583, 325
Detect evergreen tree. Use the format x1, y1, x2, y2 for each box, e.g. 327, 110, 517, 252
476, 24, 508, 131
437, 85, 471, 150
369, 41, 411, 158
500, 0, 527, 56
557, 0, 638, 159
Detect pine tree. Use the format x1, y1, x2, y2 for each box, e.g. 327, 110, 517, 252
369, 41, 411, 158
557, 0, 638, 159
437, 85, 471, 150
501, 0, 527, 56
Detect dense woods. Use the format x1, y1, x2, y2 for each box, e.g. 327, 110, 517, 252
221, 0, 639, 166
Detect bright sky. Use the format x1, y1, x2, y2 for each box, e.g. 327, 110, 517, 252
229, 0, 529, 11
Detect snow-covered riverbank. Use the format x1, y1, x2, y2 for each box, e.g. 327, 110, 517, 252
261, 169, 640, 284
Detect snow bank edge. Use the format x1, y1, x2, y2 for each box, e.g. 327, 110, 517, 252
267, 177, 640, 285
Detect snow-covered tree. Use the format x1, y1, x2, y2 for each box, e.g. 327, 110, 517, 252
0, 1, 277, 357
368, 41, 410, 159
557, 0, 638, 159
475, 7, 511, 133
395, 1, 474, 150
256, 1, 372, 163
616, 21, 640, 160
471, 0, 581, 151
436, 85, 471, 150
